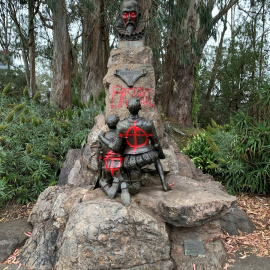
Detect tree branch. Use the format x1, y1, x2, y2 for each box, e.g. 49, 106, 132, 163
213, 0, 239, 25
38, 11, 53, 29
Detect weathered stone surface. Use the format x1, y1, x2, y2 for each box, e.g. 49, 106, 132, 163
219, 205, 255, 235
135, 175, 236, 227
56, 201, 172, 270
104, 44, 164, 138
20, 185, 173, 270
170, 221, 227, 270
58, 149, 83, 186
0, 264, 29, 270
58, 149, 93, 187
82, 114, 108, 176
19, 168, 236, 270
0, 218, 32, 262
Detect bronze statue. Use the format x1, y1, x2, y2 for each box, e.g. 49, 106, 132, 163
99, 98, 168, 205
116, 0, 145, 41
96, 115, 131, 206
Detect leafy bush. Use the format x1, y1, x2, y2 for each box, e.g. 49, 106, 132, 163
0, 85, 104, 205
183, 115, 270, 195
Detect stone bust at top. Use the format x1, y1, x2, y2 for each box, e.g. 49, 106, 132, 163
116, 0, 146, 41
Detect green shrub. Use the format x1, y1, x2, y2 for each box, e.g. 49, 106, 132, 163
2, 82, 11, 95
183, 114, 270, 195
0, 93, 99, 205
23, 86, 28, 96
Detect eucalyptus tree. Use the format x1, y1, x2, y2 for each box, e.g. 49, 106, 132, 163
155, 0, 239, 127
49, 0, 72, 109
6, 0, 40, 97
197, 0, 270, 125
80, 0, 110, 105
0, 0, 16, 71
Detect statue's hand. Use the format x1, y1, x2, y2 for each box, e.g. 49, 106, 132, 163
159, 152, 166, 159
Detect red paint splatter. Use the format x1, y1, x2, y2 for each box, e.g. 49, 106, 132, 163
169, 182, 175, 188
111, 85, 155, 109
103, 150, 124, 176
120, 120, 153, 154
123, 11, 137, 24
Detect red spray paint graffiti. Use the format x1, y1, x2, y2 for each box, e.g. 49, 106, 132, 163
111, 85, 155, 108
103, 150, 124, 176
120, 120, 153, 154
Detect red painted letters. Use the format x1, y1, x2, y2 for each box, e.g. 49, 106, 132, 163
111, 85, 155, 108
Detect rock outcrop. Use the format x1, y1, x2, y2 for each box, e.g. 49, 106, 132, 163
0, 218, 32, 263
19, 143, 237, 270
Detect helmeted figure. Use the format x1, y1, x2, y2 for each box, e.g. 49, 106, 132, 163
99, 98, 168, 198
96, 114, 130, 206
116, 0, 145, 41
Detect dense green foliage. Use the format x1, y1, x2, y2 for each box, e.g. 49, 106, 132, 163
183, 114, 270, 195
197, 0, 270, 127
0, 85, 104, 205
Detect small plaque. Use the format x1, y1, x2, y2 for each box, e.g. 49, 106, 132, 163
184, 241, 205, 256
115, 69, 147, 87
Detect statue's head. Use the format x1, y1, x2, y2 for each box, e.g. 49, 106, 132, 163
127, 97, 141, 114
120, 0, 140, 34
106, 114, 120, 129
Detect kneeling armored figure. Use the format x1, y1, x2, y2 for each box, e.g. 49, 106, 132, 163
98, 98, 168, 206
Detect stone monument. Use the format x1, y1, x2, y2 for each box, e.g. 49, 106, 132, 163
17, 1, 246, 269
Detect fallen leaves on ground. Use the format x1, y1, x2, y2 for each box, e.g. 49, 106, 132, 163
0, 201, 34, 223
221, 194, 270, 259
2, 247, 22, 267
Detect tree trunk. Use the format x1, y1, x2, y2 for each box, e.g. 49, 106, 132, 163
28, 0, 36, 98
138, 0, 163, 98
81, 0, 109, 105
206, 16, 227, 101
161, 0, 199, 127
7, 0, 30, 90
161, 0, 238, 127
50, 0, 71, 109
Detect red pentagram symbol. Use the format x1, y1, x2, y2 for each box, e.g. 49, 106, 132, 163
103, 150, 124, 176
120, 120, 153, 153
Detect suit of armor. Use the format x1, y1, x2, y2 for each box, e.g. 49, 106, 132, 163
109, 116, 164, 170
96, 115, 130, 206
99, 98, 168, 196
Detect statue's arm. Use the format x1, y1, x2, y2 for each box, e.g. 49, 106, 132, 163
150, 124, 165, 159
98, 131, 123, 153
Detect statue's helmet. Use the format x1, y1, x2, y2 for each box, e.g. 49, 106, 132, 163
120, 0, 141, 33
127, 97, 141, 114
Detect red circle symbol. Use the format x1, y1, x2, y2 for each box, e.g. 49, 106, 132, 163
120, 120, 152, 153
104, 150, 124, 176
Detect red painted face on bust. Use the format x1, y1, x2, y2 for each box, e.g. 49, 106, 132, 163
121, 1, 139, 32
122, 11, 137, 26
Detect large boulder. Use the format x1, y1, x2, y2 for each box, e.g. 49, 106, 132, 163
19, 167, 236, 270
219, 205, 255, 235
0, 218, 32, 262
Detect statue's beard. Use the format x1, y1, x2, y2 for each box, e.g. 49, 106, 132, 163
125, 23, 136, 34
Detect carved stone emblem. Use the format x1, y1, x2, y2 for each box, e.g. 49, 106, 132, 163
115, 69, 147, 87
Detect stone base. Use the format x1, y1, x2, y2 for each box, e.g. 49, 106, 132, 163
19, 167, 236, 270
17, 113, 255, 270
